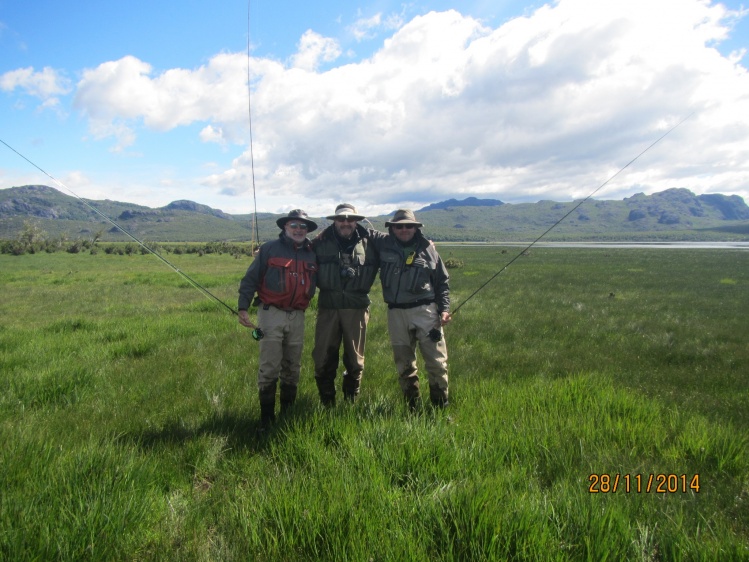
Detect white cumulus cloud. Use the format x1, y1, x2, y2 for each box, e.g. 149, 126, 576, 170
0, 66, 72, 105
55, 0, 749, 212
290, 30, 342, 70
72, 54, 250, 151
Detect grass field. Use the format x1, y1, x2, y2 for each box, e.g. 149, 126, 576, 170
1, 247, 747, 560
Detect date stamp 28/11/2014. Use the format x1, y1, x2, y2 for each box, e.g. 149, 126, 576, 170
588, 473, 700, 494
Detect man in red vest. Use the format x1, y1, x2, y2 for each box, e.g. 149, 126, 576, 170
238, 209, 319, 429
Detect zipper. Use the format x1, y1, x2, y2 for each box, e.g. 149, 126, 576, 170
289, 249, 300, 305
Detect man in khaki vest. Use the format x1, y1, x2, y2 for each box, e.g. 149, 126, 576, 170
370, 209, 452, 410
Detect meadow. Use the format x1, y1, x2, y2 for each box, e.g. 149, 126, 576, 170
0, 246, 747, 561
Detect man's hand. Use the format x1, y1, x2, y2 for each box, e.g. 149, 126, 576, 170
238, 310, 256, 329
440, 312, 452, 326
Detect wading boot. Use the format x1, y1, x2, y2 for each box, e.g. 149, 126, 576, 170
429, 385, 449, 408
401, 377, 421, 413
315, 376, 336, 408
257, 381, 277, 432
404, 387, 422, 413
279, 383, 297, 415
342, 371, 361, 403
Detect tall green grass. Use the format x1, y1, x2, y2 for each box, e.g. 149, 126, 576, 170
1, 248, 747, 560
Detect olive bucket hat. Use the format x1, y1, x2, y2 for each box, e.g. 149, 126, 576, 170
385, 209, 423, 228
326, 203, 365, 221
276, 209, 318, 232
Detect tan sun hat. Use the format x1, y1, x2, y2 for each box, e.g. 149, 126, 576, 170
326, 203, 365, 221
385, 209, 423, 227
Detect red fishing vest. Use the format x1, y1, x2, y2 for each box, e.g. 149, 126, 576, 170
257, 254, 318, 310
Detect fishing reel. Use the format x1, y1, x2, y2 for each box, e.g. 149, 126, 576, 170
252, 328, 264, 341
428, 328, 442, 343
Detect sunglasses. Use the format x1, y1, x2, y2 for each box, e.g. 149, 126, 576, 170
335, 217, 357, 223
287, 222, 309, 230
393, 224, 415, 230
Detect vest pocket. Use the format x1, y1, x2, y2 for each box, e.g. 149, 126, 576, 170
379, 252, 400, 288
265, 257, 293, 294
406, 260, 432, 294
302, 260, 318, 298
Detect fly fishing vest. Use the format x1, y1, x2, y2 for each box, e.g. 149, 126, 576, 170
239, 234, 318, 312
313, 224, 379, 309
373, 231, 451, 313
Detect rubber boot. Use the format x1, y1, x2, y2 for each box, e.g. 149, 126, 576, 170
342, 370, 361, 403
429, 385, 449, 408
280, 383, 297, 414
258, 381, 277, 431
404, 382, 422, 413
315, 376, 336, 407
397, 362, 420, 412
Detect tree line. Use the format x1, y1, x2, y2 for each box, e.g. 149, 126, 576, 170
1, 220, 258, 257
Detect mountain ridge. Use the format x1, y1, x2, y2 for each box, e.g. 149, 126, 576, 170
1, 184, 748, 242
417, 197, 505, 212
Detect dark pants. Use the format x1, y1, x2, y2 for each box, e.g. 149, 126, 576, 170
312, 307, 369, 403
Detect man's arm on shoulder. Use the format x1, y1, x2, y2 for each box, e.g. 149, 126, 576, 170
366, 228, 389, 251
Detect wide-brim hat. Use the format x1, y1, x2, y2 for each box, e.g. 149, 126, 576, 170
326, 203, 365, 221
276, 209, 318, 232
385, 208, 423, 227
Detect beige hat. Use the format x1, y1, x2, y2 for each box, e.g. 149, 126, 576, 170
385, 208, 423, 227
326, 203, 365, 221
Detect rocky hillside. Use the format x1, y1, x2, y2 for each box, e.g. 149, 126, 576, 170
1, 185, 748, 242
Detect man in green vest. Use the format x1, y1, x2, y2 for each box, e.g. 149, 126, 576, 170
312, 204, 380, 405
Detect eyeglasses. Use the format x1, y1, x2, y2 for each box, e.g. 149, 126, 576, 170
335, 217, 357, 223
393, 224, 415, 230
287, 222, 309, 230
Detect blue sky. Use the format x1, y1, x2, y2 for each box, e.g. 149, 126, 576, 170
1, 0, 748, 216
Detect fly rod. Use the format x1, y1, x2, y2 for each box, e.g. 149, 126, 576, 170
451, 111, 695, 315
0, 138, 239, 316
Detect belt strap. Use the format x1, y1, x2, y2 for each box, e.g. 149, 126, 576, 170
388, 299, 434, 310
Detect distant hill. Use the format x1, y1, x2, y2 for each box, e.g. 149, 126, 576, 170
413, 188, 749, 241
418, 197, 504, 211
162, 200, 233, 219
1, 184, 748, 242
0, 185, 275, 242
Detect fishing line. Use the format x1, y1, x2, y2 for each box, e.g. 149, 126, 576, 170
1, 3, 267, 320
0, 137, 239, 316
247, 0, 261, 250
451, 112, 695, 315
